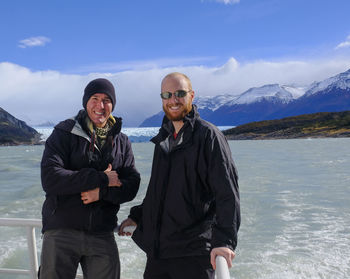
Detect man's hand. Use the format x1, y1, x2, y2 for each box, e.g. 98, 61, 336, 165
81, 188, 100, 204
104, 164, 122, 187
210, 247, 235, 270
118, 218, 137, 236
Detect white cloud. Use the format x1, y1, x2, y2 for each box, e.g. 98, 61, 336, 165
335, 35, 350, 50
1, 57, 350, 127
18, 36, 51, 48
201, 0, 240, 4
216, 0, 240, 4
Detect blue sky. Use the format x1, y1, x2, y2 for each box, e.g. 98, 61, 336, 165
1, 0, 350, 126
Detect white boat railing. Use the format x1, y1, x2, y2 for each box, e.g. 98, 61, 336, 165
0, 217, 230, 279
215, 256, 231, 279
0, 217, 84, 279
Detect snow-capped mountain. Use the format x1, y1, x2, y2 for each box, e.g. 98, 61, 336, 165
230, 84, 305, 105
194, 94, 238, 111
195, 84, 305, 109
305, 68, 350, 96
273, 69, 350, 119
139, 68, 350, 127
202, 84, 307, 125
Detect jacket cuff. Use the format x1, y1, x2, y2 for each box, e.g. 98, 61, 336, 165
99, 172, 109, 188
129, 205, 142, 224
211, 227, 237, 251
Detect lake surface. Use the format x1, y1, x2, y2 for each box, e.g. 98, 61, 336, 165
0, 137, 349, 278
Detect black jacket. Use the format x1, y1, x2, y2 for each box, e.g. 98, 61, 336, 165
41, 110, 140, 233
130, 106, 240, 259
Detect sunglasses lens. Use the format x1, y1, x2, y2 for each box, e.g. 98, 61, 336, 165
160, 92, 172, 99
161, 90, 189, 99
174, 90, 188, 98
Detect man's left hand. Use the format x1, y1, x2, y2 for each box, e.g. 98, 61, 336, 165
81, 188, 100, 204
210, 247, 235, 270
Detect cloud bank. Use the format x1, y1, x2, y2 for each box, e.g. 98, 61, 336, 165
216, 0, 240, 4
18, 36, 51, 48
1, 56, 350, 127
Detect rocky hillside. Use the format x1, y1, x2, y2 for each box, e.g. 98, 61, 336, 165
0, 107, 41, 145
223, 111, 350, 140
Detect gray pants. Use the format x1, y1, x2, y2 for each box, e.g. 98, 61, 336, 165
39, 229, 120, 279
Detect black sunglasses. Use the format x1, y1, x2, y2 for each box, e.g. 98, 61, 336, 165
160, 90, 192, 99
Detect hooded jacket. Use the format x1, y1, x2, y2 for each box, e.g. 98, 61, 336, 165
41, 110, 140, 233
130, 105, 240, 259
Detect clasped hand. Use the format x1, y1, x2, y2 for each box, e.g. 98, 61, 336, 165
81, 164, 122, 204
104, 163, 122, 187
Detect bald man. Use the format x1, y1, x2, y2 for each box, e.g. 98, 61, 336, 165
120, 72, 240, 279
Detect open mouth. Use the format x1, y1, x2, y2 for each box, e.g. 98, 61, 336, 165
94, 111, 104, 116
168, 104, 182, 111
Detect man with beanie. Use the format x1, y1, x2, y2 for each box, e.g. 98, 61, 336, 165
39, 78, 140, 279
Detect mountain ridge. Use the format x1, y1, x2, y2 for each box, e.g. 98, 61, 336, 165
0, 107, 42, 145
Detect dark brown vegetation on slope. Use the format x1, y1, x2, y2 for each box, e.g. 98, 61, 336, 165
223, 111, 350, 140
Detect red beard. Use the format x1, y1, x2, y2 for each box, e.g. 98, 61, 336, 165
163, 102, 192, 121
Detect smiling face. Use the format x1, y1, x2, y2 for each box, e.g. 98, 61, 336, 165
161, 74, 194, 122
86, 93, 113, 127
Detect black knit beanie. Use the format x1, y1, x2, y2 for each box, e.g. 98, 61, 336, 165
83, 78, 116, 111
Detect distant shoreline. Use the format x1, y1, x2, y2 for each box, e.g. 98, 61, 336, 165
223, 111, 350, 140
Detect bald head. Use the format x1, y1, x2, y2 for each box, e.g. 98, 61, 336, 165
161, 72, 192, 92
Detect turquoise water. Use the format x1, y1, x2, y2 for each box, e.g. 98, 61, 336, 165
0, 138, 349, 278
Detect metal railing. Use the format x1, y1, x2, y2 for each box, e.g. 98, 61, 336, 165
216, 256, 231, 279
0, 217, 230, 279
0, 218, 84, 279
